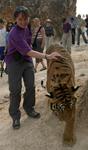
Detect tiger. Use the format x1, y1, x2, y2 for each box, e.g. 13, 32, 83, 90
45, 44, 79, 145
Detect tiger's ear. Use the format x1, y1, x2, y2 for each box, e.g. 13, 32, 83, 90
71, 86, 80, 93
45, 92, 54, 98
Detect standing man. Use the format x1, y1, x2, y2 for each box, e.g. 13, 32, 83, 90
62, 18, 72, 53
5, 6, 62, 129
44, 19, 54, 50
76, 14, 87, 45
0, 18, 6, 76
70, 17, 77, 45
85, 14, 88, 37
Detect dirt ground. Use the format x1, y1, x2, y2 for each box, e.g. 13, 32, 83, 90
0, 43, 88, 150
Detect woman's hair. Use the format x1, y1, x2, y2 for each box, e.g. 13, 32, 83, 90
14, 6, 29, 19
0, 18, 5, 24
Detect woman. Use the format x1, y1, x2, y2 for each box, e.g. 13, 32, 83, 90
5, 6, 62, 129
32, 18, 46, 72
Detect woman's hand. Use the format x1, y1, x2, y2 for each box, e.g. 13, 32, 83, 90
46, 52, 63, 60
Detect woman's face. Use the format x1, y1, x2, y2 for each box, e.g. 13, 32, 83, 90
33, 18, 40, 27
16, 13, 29, 28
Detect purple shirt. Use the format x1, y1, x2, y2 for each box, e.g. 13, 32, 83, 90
5, 25, 32, 64
63, 22, 71, 33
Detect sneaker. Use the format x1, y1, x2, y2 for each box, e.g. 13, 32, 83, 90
12, 119, 20, 129
40, 67, 46, 71
28, 110, 40, 119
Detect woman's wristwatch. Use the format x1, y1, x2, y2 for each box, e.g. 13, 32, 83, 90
44, 54, 48, 60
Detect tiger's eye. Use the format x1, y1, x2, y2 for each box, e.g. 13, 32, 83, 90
56, 74, 59, 77
55, 67, 59, 69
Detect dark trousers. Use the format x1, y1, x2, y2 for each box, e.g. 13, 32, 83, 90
77, 28, 87, 45
71, 28, 75, 44
7, 60, 35, 120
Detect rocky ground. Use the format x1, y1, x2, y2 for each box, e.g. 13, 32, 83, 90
0, 43, 88, 150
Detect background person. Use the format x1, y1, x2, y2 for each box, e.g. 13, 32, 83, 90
76, 14, 88, 45
62, 18, 72, 53
44, 19, 54, 50
32, 18, 46, 72
85, 14, 88, 37
0, 18, 6, 77
4, 21, 14, 74
70, 17, 77, 45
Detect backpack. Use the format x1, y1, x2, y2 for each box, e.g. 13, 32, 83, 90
44, 26, 54, 37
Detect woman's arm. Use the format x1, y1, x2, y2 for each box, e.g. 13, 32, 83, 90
27, 50, 62, 60
10, 30, 62, 60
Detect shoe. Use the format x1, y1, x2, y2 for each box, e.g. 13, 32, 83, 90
28, 110, 40, 119
12, 119, 20, 129
40, 67, 46, 71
